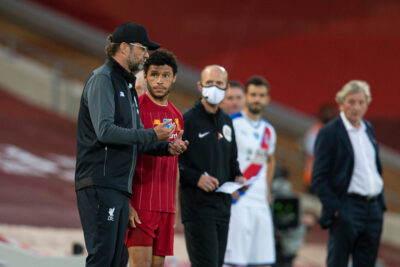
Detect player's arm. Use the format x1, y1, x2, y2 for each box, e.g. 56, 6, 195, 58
178, 114, 202, 187
267, 154, 276, 203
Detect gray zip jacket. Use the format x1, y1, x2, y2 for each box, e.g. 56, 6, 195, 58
75, 57, 169, 194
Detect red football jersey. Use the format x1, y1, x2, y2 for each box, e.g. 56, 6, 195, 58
131, 93, 183, 213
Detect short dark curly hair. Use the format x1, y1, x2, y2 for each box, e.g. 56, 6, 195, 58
245, 75, 270, 94
144, 49, 178, 75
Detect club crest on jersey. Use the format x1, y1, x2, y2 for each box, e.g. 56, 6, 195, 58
222, 125, 232, 142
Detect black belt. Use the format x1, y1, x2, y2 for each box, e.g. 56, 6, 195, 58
347, 193, 379, 202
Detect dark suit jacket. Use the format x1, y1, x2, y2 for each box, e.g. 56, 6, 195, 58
311, 115, 385, 229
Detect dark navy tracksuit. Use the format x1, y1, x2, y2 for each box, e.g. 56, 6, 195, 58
75, 57, 169, 267
179, 100, 242, 267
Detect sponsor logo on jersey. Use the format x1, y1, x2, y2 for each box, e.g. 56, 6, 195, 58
175, 118, 181, 131
198, 132, 210, 138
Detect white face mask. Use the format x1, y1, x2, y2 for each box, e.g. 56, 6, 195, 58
202, 85, 226, 105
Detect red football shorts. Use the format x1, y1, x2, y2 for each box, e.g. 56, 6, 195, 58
125, 210, 175, 256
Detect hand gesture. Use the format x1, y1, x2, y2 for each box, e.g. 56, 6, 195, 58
197, 173, 219, 192
232, 191, 240, 200
235, 176, 249, 192
168, 130, 189, 155
129, 204, 141, 228
154, 119, 176, 141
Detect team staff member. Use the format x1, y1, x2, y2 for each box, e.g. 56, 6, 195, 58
75, 22, 186, 267
179, 65, 245, 267
311, 80, 385, 267
125, 49, 188, 267
220, 80, 246, 115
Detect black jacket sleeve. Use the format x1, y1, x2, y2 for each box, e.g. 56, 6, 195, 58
178, 112, 202, 187
229, 123, 242, 180
138, 141, 170, 156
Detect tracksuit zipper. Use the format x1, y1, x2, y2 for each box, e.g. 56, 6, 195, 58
104, 146, 108, 176
126, 85, 136, 192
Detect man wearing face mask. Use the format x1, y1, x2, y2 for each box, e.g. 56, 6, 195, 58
179, 65, 245, 267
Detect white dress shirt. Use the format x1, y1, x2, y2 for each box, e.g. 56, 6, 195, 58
340, 112, 383, 196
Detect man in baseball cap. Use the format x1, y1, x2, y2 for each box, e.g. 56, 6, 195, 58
110, 22, 160, 50
106, 22, 160, 74
76, 22, 188, 266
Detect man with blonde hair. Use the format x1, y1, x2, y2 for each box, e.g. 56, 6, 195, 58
311, 80, 385, 267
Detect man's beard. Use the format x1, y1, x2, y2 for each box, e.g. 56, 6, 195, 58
127, 55, 144, 73
147, 83, 170, 100
247, 103, 263, 115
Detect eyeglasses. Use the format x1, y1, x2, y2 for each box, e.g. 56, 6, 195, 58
129, 43, 148, 54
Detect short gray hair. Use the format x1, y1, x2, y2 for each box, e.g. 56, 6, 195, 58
335, 80, 372, 104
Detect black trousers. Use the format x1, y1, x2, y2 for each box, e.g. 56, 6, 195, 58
327, 197, 383, 267
184, 219, 229, 267
76, 186, 129, 267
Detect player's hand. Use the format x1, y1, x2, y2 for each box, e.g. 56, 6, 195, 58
235, 176, 246, 184
235, 176, 249, 191
129, 204, 141, 228
154, 119, 176, 141
168, 130, 189, 155
232, 190, 240, 200
197, 174, 219, 192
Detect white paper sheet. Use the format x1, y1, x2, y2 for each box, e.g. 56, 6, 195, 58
215, 176, 259, 194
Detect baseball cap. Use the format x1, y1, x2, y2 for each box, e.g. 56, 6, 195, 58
110, 22, 160, 50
